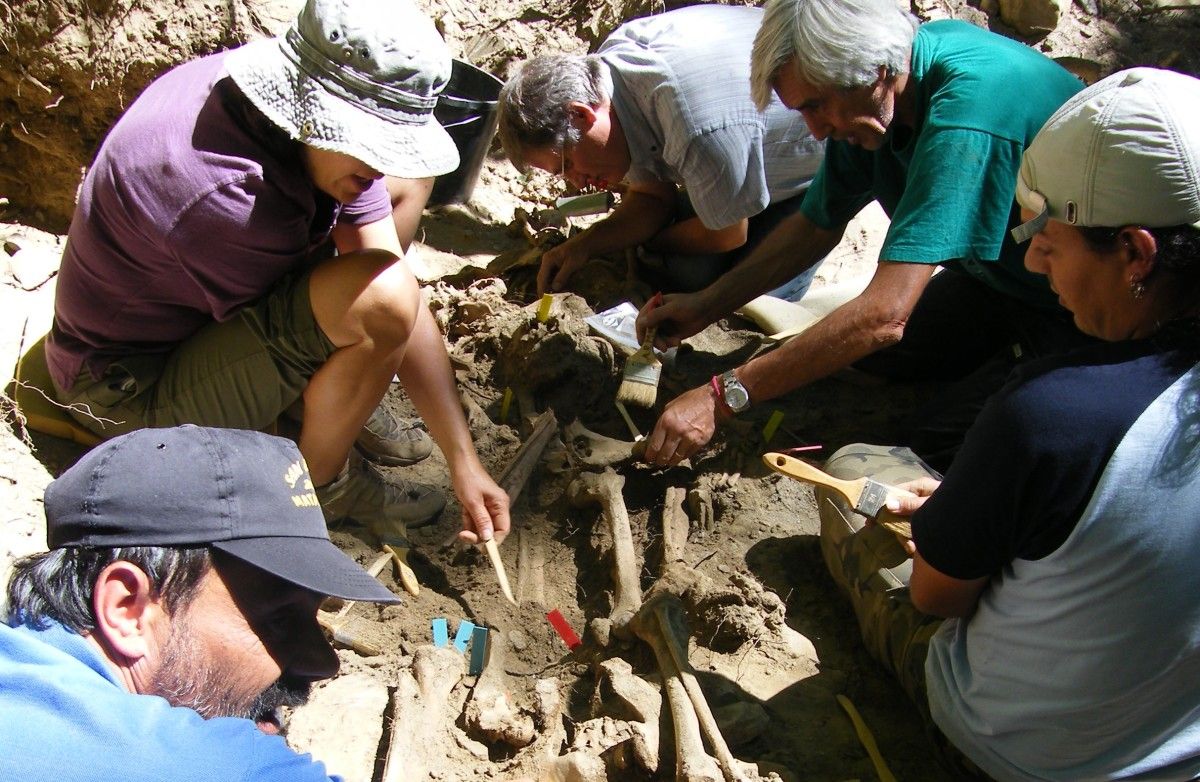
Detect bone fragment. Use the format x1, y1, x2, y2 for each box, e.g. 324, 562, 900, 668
516, 528, 546, 605
382, 647, 480, 781
595, 658, 660, 773
564, 418, 640, 470
464, 625, 536, 748
286, 674, 388, 782
497, 408, 558, 505
662, 486, 689, 566
686, 486, 715, 540
540, 752, 607, 782
567, 469, 641, 636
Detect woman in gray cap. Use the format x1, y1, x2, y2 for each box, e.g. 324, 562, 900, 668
817, 67, 1200, 780
45, 0, 510, 547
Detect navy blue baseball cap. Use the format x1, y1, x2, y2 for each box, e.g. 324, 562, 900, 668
44, 425, 400, 604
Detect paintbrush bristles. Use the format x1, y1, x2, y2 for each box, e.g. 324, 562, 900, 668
615, 330, 661, 408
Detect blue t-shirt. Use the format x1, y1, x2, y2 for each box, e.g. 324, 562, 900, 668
0, 619, 339, 781
801, 21, 1083, 310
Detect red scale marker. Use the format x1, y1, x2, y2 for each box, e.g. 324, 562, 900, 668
546, 609, 581, 650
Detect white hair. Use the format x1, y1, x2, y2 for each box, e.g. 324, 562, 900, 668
751, 0, 919, 109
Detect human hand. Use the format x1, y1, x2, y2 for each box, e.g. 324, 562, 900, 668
879, 477, 940, 559
641, 384, 721, 466
537, 236, 591, 295
885, 477, 941, 515
636, 292, 711, 349
451, 461, 511, 545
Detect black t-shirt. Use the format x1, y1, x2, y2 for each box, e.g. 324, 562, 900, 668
912, 331, 1199, 580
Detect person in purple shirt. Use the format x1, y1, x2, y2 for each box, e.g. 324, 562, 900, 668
45, 0, 510, 547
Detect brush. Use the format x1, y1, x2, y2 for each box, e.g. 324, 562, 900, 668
615, 293, 663, 408
763, 452, 917, 540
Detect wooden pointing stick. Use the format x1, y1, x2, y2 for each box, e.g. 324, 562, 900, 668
487, 409, 559, 606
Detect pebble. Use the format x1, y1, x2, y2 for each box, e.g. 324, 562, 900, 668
508, 629, 528, 651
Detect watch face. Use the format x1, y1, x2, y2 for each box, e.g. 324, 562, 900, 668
725, 385, 750, 410
722, 373, 750, 411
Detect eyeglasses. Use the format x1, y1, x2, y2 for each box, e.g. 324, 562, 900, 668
558, 144, 571, 181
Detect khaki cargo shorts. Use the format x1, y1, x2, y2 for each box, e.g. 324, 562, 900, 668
59, 270, 335, 438
817, 444, 943, 713
818, 443, 991, 779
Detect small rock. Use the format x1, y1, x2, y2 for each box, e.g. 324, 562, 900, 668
713, 700, 771, 748
999, 0, 1068, 36
508, 629, 528, 651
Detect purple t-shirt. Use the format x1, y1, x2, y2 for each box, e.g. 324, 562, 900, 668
47, 50, 391, 390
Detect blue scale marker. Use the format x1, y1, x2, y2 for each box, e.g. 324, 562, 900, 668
469, 626, 489, 675
452, 620, 475, 653
431, 617, 449, 648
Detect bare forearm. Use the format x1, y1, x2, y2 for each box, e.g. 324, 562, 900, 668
736, 262, 936, 403
696, 212, 842, 320
645, 216, 747, 255
394, 302, 478, 470
738, 300, 896, 401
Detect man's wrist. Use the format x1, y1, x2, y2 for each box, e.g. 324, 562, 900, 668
710, 374, 734, 417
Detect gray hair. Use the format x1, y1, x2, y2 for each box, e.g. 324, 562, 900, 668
6, 546, 212, 633
751, 0, 920, 110
497, 54, 609, 171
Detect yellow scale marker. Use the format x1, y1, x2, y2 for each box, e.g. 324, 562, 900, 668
762, 409, 785, 443
499, 387, 513, 422
837, 694, 898, 782
536, 293, 554, 323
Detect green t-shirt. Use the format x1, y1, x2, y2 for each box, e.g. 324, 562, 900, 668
801, 20, 1083, 309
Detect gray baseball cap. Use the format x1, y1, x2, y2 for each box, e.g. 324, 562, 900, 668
1012, 67, 1200, 243
45, 425, 400, 604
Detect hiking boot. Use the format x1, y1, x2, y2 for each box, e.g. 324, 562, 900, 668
316, 455, 445, 532
356, 405, 434, 467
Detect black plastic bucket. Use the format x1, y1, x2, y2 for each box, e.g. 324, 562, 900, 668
429, 59, 503, 206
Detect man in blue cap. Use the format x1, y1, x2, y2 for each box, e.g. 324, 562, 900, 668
0, 425, 401, 780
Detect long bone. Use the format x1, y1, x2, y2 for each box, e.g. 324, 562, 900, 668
641, 592, 750, 782
569, 469, 740, 781
628, 595, 723, 782
567, 468, 642, 635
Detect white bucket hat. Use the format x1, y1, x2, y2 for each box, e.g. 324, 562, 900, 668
226, 0, 460, 179
1012, 67, 1200, 243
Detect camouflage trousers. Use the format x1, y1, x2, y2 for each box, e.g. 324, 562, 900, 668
818, 443, 990, 780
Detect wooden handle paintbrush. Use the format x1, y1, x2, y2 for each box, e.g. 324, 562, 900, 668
615, 293, 663, 408
764, 452, 917, 540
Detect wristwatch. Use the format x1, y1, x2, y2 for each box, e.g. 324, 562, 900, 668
719, 370, 751, 414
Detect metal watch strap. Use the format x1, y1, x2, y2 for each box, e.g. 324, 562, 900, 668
719, 370, 751, 414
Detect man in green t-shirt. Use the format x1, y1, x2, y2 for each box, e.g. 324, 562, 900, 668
636, 0, 1088, 472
